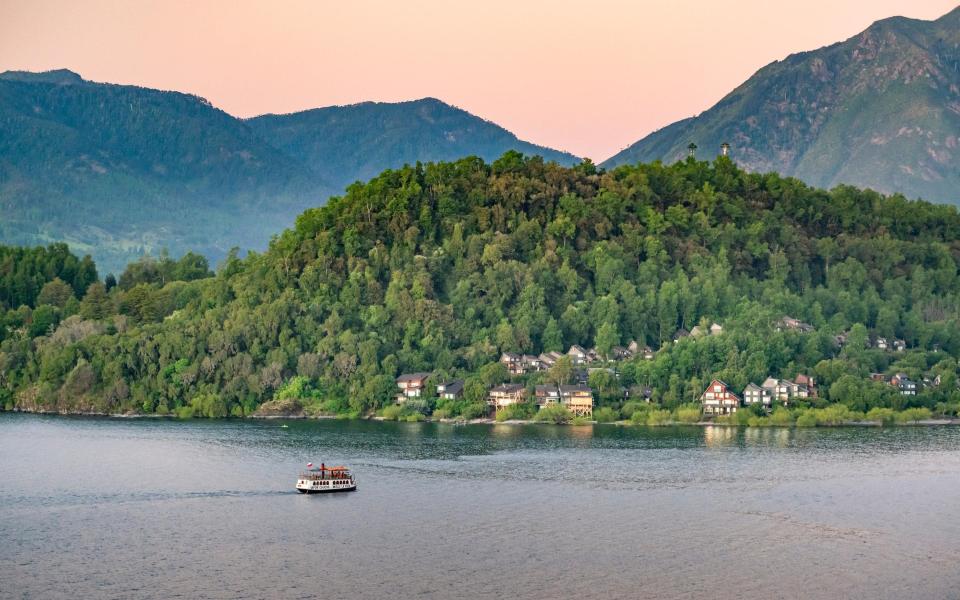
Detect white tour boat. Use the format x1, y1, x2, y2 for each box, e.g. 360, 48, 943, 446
295, 463, 357, 494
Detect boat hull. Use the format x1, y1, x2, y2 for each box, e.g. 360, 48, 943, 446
296, 486, 357, 494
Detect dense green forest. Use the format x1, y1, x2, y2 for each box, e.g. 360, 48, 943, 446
2, 154, 960, 421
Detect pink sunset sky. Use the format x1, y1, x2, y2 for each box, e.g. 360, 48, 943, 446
1, 0, 957, 161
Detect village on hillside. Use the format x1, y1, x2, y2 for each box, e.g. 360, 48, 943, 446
390, 317, 940, 422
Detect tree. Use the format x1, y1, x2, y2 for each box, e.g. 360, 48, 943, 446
548, 356, 573, 386
37, 278, 75, 309
595, 321, 619, 360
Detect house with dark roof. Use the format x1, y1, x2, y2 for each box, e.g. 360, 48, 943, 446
437, 379, 464, 400
396, 372, 431, 403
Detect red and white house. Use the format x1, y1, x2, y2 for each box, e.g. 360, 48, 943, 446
699, 379, 742, 416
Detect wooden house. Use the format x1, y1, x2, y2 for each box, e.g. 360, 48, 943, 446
559, 384, 594, 417
534, 384, 561, 407
761, 377, 792, 405
396, 372, 431, 403
776, 316, 815, 333
699, 379, 741, 415
487, 383, 526, 410
673, 328, 690, 343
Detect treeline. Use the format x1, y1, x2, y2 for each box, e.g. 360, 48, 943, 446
0, 244, 97, 310
2, 153, 960, 418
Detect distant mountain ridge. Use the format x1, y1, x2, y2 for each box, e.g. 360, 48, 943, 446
0, 71, 577, 273
603, 7, 960, 206
248, 98, 579, 190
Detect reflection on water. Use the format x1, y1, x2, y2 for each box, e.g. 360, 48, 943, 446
2, 414, 960, 600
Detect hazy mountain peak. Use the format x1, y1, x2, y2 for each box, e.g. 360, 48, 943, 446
0, 68, 84, 85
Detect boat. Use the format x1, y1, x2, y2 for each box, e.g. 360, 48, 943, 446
295, 462, 357, 494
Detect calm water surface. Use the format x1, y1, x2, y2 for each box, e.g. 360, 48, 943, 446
2, 414, 960, 599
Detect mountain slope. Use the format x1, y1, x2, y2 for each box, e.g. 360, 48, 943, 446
247, 98, 580, 190
604, 7, 960, 205
0, 69, 327, 274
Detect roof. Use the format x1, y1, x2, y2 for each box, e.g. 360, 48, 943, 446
761, 377, 781, 388
396, 372, 431, 383
674, 328, 690, 338
559, 384, 593, 393
438, 380, 464, 394
568, 344, 587, 354
743, 383, 763, 392
500, 352, 520, 361
490, 383, 524, 393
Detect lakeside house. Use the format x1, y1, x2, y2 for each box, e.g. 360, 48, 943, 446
500, 352, 525, 375
437, 380, 464, 400
538, 351, 564, 368
699, 379, 741, 415
743, 383, 772, 408
641, 346, 655, 360
794, 374, 817, 398
488, 383, 526, 411
396, 372, 431, 403
873, 337, 889, 351
559, 384, 594, 417
535, 384, 562, 407
761, 377, 791, 404
893, 339, 907, 352
535, 383, 595, 416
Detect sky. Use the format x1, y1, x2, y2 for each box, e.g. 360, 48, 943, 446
1, 0, 958, 161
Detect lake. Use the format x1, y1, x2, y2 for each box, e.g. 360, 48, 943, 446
2, 414, 959, 599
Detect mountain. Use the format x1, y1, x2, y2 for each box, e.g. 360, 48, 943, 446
0, 72, 577, 274
246, 98, 580, 190
4, 154, 960, 418
604, 7, 960, 205
0, 69, 327, 275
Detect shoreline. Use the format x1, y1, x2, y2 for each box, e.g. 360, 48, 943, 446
4, 408, 960, 428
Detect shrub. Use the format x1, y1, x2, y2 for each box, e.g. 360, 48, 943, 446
404, 413, 425, 422
895, 407, 932, 423
380, 404, 404, 421
813, 404, 856, 426
645, 409, 672, 426
571, 416, 591, 426
533, 404, 573, 424
866, 407, 896, 425
431, 408, 451, 420
795, 412, 817, 427
769, 408, 794, 426
674, 404, 702, 423
593, 406, 619, 423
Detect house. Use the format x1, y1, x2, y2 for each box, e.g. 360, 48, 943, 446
699, 379, 741, 415
776, 316, 815, 333
761, 377, 792, 405
709, 323, 723, 335
437, 379, 464, 400
834, 331, 849, 347
873, 337, 889, 351
612, 346, 632, 360
690, 325, 706, 338
586, 347, 601, 362
573, 368, 589, 385
487, 383, 526, 411
627, 340, 640, 354
890, 373, 917, 396
534, 384, 562, 407
673, 328, 690, 343
794, 374, 818, 398
641, 346, 655, 360
522, 354, 544, 372
870, 373, 887, 382
559, 384, 594, 417
893, 339, 907, 352
538, 351, 564, 367
742, 383, 771, 408
396, 372, 431, 403
567, 345, 589, 365
500, 352, 525, 375
783, 380, 810, 399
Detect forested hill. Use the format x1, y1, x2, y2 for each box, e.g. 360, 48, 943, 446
246, 98, 580, 191
3, 154, 960, 418
0, 69, 325, 275
603, 7, 960, 206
